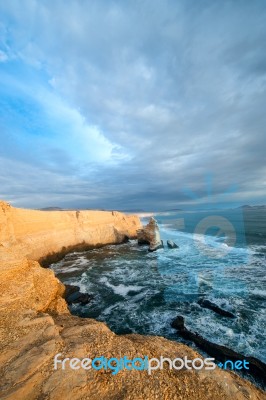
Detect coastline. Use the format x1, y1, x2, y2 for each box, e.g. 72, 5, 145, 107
0, 201, 264, 399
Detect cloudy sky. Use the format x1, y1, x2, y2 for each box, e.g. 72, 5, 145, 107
0, 0, 265, 210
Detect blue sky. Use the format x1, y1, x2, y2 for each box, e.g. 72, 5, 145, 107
0, 0, 265, 210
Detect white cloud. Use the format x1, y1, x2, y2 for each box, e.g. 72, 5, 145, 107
0, 0, 265, 208
0, 50, 8, 62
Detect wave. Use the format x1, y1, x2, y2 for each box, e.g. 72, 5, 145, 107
249, 289, 266, 299
99, 276, 144, 297
159, 223, 256, 256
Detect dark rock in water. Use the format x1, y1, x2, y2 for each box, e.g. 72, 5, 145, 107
137, 238, 150, 245
148, 241, 164, 252
64, 284, 93, 305
122, 235, 130, 243
171, 316, 266, 388
198, 298, 235, 318
68, 292, 92, 305
167, 240, 179, 249
171, 315, 185, 330
64, 284, 80, 298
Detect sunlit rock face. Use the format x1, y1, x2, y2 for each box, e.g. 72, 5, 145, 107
137, 217, 163, 251
0, 201, 142, 261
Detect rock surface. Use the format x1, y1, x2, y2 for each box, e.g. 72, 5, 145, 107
137, 217, 163, 251
64, 285, 93, 305
0, 201, 265, 399
198, 298, 236, 318
171, 315, 266, 389
0, 200, 141, 262
167, 240, 179, 249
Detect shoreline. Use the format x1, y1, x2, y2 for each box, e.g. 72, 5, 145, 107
0, 200, 264, 399
51, 239, 266, 389
39, 238, 131, 268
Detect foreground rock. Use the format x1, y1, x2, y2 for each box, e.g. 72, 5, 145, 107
137, 217, 163, 251
0, 202, 264, 399
171, 315, 266, 389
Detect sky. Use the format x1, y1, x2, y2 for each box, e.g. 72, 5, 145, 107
0, 0, 265, 211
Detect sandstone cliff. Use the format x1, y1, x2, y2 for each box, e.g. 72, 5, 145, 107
0, 201, 141, 261
0, 201, 264, 400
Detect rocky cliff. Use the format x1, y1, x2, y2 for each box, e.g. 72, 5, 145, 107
0, 201, 264, 399
0, 201, 141, 261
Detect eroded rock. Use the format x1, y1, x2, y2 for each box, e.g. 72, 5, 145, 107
171, 315, 185, 330
167, 240, 179, 249
64, 285, 93, 305
198, 298, 236, 318
171, 315, 266, 389
137, 217, 163, 252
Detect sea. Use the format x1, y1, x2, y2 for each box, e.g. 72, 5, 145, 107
50, 208, 266, 365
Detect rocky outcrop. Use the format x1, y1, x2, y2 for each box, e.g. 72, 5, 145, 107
167, 240, 179, 249
64, 285, 93, 305
198, 298, 236, 318
0, 201, 141, 262
137, 217, 163, 251
171, 316, 266, 388
0, 201, 265, 399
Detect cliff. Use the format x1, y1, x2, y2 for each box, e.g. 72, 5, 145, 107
0, 201, 264, 399
0, 200, 141, 261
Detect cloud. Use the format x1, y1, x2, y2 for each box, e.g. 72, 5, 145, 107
0, 50, 8, 62
0, 0, 265, 209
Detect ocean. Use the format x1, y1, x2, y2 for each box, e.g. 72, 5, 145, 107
50, 209, 266, 365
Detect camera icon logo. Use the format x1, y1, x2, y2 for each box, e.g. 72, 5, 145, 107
193, 215, 236, 259
159, 174, 249, 298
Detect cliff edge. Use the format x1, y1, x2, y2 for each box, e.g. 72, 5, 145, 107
0, 201, 264, 399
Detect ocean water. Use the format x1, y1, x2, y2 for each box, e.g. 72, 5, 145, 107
50, 209, 266, 363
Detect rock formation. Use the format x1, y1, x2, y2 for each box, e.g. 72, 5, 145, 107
0, 200, 141, 262
167, 240, 179, 249
64, 284, 93, 305
171, 316, 266, 388
137, 217, 163, 251
0, 201, 264, 399
198, 298, 236, 318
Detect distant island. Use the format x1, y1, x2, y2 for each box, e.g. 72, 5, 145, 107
237, 205, 266, 210
39, 207, 64, 211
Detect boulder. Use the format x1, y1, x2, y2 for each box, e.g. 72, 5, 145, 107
64, 284, 93, 305
167, 240, 179, 249
171, 315, 185, 330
